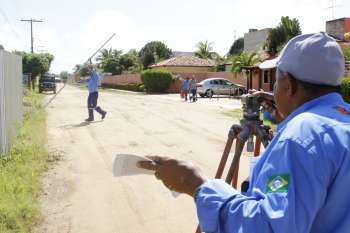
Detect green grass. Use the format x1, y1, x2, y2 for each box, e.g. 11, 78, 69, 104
222, 108, 277, 132
0, 90, 52, 233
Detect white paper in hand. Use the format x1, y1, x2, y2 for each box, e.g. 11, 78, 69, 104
112, 154, 181, 198
113, 154, 155, 177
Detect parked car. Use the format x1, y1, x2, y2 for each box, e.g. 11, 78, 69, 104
55, 76, 61, 83
197, 78, 246, 98
39, 74, 56, 94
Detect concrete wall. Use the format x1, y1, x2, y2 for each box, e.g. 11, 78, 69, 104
102, 74, 141, 85
345, 18, 350, 35
0, 50, 23, 154
244, 28, 271, 52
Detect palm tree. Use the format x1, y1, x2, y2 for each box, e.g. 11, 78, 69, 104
230, 52, 260, 73
96, 48, 113, 66
96, 48, 123, 75
195, 40, 215, 59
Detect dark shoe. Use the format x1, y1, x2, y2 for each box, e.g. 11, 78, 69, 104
101, 111, 107, 120
85, 117, 94, 122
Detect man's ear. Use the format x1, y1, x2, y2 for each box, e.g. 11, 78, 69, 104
285, 73, 298, 97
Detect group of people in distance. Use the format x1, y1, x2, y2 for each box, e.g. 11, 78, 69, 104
181, 77, 197, 102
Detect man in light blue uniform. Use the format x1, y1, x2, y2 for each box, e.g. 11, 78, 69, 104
85, 67, 107, 122
182, 77, 191, 101
138, 32, 350, 233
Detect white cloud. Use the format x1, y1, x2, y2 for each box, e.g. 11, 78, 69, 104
82, 10, 143, 53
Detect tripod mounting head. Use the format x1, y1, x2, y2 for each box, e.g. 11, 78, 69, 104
240, 94, 262, 121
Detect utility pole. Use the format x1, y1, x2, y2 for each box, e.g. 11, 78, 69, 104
20, 18, 43, 53
325, 0, 342, 20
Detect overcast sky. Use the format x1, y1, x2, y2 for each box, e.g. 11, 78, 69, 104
1, 0, 349, 73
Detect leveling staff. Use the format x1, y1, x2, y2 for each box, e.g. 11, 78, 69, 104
138, 33, 350, 233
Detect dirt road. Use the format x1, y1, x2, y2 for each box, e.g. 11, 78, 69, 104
37, 84, 250, 233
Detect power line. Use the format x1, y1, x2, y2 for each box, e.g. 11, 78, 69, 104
325, 0, 342, 20
20, 18, 43, 53
0, 8, 27, 49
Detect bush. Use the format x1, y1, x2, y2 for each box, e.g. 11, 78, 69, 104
101, 83, 144, 92
341, 78, 350, 103
140, 69, 173, 93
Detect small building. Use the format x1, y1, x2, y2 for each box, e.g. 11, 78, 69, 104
244, 28, 271, 53
241, 64, 276, 92
150, 56, 215, 73
326, 18, 350, 41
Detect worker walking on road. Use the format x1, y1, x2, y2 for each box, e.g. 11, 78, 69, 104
182, 77, 191, 101
189, 78, 197, 102
138, 32, 350, 233
85, 66, 107, 122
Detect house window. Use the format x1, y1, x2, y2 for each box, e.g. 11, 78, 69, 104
263, 70, 269, 83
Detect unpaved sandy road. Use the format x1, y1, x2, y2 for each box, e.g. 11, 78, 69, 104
36, 84, 251, 233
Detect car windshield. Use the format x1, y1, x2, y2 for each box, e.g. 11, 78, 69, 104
222, 80, 233, 85
41, 76, 55, 81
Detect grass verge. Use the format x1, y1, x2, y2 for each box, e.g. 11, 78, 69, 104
0, 90, 51, 233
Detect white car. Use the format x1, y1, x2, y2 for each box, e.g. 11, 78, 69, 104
197, 78, 246, 98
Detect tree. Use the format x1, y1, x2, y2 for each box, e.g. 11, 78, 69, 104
228, 37, 244, 56
265, 16, 302, 55
194, 40, 216, 59
15, 51, 55, 90
138, 41, 172, 68
96, 48, 123, 75
60, 71, 69, 82
230, 52, 260, 73
120, 49, 142, 73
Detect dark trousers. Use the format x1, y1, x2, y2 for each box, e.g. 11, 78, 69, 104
87, 92, 105, 119
190, 89, 197, 102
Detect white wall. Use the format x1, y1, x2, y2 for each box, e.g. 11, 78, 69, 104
0, 50, 23, 154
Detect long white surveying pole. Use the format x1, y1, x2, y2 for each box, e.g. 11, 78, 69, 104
85, 33, 116, 64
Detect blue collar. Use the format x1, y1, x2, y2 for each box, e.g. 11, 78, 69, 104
277, 92, 344, 133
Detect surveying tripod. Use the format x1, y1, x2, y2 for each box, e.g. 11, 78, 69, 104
195, 111, 274, 233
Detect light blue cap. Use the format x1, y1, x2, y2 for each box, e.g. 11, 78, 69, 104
271, 32, 345, 86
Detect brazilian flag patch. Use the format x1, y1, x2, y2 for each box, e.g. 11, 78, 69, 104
267, 174, 290, 193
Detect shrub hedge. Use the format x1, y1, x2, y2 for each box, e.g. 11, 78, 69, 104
140, 69, 173, 93
341, 77, 350, 103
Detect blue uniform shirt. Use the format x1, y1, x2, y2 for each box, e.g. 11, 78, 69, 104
87, 69, 100, 93
196, 93, 350, 233
182, 79, 190, 91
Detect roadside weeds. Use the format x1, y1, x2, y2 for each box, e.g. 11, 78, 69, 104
0, 90, 61, 233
